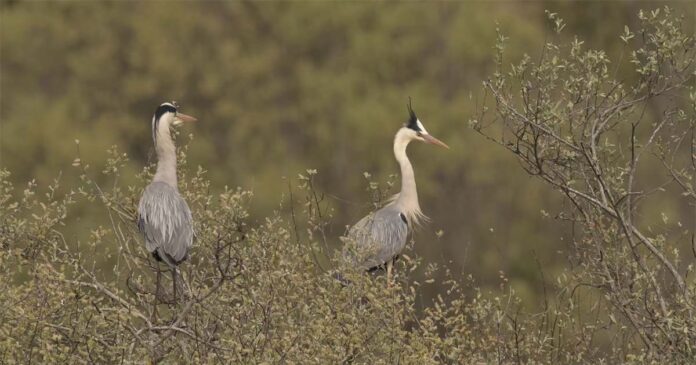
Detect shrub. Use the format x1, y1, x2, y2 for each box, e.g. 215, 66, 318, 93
0, 143, 595, 364
473, 6, 696, 363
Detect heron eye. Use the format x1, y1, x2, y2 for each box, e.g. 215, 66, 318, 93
416, 132, 423, 137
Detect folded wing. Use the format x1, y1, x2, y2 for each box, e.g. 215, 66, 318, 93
137, 181, 194, 266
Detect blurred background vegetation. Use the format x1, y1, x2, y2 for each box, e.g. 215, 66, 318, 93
1, 1, 693, 310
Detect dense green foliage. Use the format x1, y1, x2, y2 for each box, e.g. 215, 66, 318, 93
1, 2, 695, 363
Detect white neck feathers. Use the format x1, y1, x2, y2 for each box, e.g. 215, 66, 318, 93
153, 117, 178, 187
392, 128, 427, 227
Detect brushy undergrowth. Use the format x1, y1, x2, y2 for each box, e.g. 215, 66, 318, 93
0, 143, 606, 364
0, 144, 584, 364
0, 143, 684, 364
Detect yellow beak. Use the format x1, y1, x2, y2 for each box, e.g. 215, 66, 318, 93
175, 113, 198, 123
422, 134, 449, 149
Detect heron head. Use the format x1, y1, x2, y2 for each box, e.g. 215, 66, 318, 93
402, 98, 449, 149
151, 101, 197, 143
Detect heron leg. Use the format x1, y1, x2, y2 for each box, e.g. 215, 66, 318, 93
386, 260, 393, 288
172, 268, 178, 304
154, 269, 161, 320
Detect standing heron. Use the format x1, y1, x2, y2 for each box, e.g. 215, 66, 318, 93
137, 101, 197, 302
344, 99, 448, 285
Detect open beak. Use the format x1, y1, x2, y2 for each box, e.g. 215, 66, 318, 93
175, 113, 198, 124
422, 134, 449, 149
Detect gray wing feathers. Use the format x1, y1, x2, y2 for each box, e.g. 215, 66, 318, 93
345, 204, 409, 269
137, 182, 194, 264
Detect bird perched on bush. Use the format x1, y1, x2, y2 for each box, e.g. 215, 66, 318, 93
343, 99, 448, 285
137, 101, 197, 301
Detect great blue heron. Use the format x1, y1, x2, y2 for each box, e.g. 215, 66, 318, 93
137, 101, 197, 302
344, 99, 448, 285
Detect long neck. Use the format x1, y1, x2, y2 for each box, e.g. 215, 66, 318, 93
393, 130, 420, 213
153, 121, 178, 187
